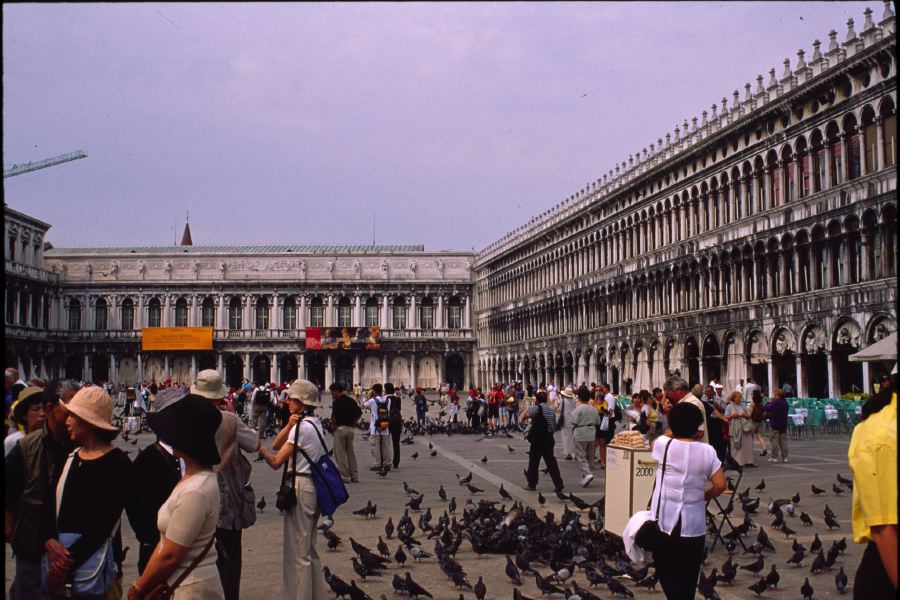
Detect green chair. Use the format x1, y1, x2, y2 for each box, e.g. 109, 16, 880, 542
806, 408, 824, 438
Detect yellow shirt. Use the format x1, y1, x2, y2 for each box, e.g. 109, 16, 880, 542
848, 393, 897, 544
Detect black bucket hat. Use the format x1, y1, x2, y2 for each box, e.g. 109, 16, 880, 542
148, 394, 222, 466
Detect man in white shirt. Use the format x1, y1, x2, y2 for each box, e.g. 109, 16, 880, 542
660, 375, 708, 444
734, 379, 745, 396
363, 383, 392, 471
547, 380, 558, 404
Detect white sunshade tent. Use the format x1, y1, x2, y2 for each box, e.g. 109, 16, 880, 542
848, 332, 897, 363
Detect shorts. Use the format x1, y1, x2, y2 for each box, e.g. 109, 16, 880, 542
488, 405, 500, 419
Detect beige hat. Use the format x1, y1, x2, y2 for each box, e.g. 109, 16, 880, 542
191, 369, 228, 400
287, 379, 320, 407
65, 386, 117, 431
560, 386, 576, 398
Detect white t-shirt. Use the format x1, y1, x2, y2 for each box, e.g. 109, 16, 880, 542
547, 385, 558, 401
363, 396, 392, 436
157, 471, 220, 586
650, 438, 721, 537
285, 417, 326, 475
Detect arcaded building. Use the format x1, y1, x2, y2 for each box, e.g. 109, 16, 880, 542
474, 7, 897, 398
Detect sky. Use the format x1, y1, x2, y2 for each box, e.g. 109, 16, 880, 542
3, 2, 878, 252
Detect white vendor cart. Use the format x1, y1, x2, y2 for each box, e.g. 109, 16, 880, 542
604, 444, 659, 538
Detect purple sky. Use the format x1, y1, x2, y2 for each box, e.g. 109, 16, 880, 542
3, 2, 877, 252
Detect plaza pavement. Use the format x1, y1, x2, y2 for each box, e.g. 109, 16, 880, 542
6, 394, 863, 600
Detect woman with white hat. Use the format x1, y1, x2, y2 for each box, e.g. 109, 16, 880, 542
45, 386, 132, 599
557, 386, 577, 460
257, 379, 327, 600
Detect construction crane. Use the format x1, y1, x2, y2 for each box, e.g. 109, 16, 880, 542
3, 150, 87, 178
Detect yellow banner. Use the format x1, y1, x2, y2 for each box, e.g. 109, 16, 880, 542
141, 327, 213, 351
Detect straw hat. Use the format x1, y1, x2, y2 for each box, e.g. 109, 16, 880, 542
287, 379, 320, 407
65, 386, 117, 431
191, 369, 229, 400
560, 386, 576, 399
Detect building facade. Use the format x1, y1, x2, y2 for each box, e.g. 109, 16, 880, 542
5, 238, 477, 390
474, 7, 897, 399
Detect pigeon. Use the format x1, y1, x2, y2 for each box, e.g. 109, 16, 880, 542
499, 484, 513, 501
324, 567, 352, 598
324, 530, 342, 551
481, 455, 488, 464
755, 479, 766, 491
429, 450, 437, 457
793, 539, 808, 553
507, 444, 515, 453
800, 511, 814, 526
740, 555, 765, 575
428, 442, 434, 450
391, 574, 409, 594
836, 473, 853, 488
824, 515, 840, 530
832, 484, 844, 495
786, 548, 806, 567
256, 496, 266, 512
765, 565, 781, 589
811, 484, 826, 496
376, 536, 390, 558
538, 492, 546, 507
810, 550, 827, 574
835, 537, 847, 554
781, 523, 797, 537
404, 572, 433, 598
748, 578, 768, 596
801, 577, 814, 600
467, 483, 484, 494
456, 472, 473, 486
403, 482, 420, 496
394, 546, 407, 567
353, 501, 377, 519
348, 580, 375, 600
448, 497, 457, 514
438, 485, 447, 501
606, 578, 634, 598
824, 505, 836, 519
513, 589, 538, 600
505, 555, 522, 585
384, 517, 394, 539
411, 452, 418, 460
792, 492, 801, 504
835, 566, 848, 593
473, 576, 486, 600
720, 557, 737, 584
408, 545, 432, 562
810, 534, 822, 554
634, 573, 659, 591
406, 495, 424, 511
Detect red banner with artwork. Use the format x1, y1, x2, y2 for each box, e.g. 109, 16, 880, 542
305, 327, 380, 350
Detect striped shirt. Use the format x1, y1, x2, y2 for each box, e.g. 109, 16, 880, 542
528, 403, 558, 434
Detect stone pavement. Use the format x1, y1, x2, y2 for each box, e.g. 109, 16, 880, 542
6, 396, 864, 600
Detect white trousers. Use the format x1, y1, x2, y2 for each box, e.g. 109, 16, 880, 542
283, 477, 325, 600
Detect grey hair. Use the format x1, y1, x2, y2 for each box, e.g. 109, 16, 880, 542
663, 374, 689, 392
59, 379, 83, 399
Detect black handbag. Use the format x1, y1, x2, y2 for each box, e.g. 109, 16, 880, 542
275, 424, 301, 511
634, 438, 672, 552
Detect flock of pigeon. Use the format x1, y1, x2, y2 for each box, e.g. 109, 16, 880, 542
289, 413, 858, 599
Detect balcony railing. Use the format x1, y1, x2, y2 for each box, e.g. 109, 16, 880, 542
28, 327, 475, 342
5, 260, 59, 283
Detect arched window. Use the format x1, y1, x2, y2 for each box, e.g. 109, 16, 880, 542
828, 222, 843, 287
826, 122, 843, 185
228, 296, 242, 330
881, 99, 897, 169
767, 151, 780, 208
255, 297, 269, 330
68, 298, 82, 330
147, 298, 162, 328
811, 227, 826, 290
846, 115, 862, 180
364, 297, 380, 327
121, 298, 135, 330
862, 106, 878, 173
95, 298, 108, 330
337, 296, 352, 327
201, 297, 215, 327
796, 137, 810, 198
811, 130, 826, 192
781, 145, 795, 202
308, 297, 324, 327
174, 297, 188, 327
447, 297, 462, 329
796, 232, 810, 293
845, 217, 861, 284
282, 297, 296, 329
419, 297, 434, 330
392, 296, 407, 330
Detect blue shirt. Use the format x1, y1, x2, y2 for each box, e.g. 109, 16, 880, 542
763, 397, 788, 432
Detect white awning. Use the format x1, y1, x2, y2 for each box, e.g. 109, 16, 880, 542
849, 332, 897, 362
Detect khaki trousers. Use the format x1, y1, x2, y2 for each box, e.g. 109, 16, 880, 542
370, 433, 392, 467
333, 426, 358, 481
769, 430, 789, 460
574, 440, 596, 476
283, 477, 325, 600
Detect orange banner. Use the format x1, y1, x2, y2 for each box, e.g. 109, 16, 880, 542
141, 327, 214, 351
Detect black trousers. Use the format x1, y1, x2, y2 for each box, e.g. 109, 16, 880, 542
215, 527, 243, 600
654, 518, 705, 600
854, 541, 896, 599
390, 426, 401, 467
137, 541, 157, 575
525, 438, 565, 491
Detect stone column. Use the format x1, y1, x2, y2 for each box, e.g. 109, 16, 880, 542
838, 133, 849, 183
298, 353, 306, 380
382, 295, 390, 329
273, 353, 281, 384
464, 296, 471, 329
354, 295, 362, 327
163, 354, 170, 380
353, 355, 361, 387
875, 117, 885, 172
271, 294, 279, 333
381, 354, 388, 385
137, 353, 143, 383
766, 360, 774, 396
409, 294, 417, 330
437, 295, 444, 329
410, 353, 417, 389
862, 362, 871, 396
217, 352, 223, 373
795, 356, 806, 398
217, 295, 225, 330
163, 294, 171, 327
699, 362, 706, 390
84, 355, 91, 383
826, 352, 836, 399
191, 355, 197, 383
244, 352, 251, 382
110, 354, 117, 385
243, 295, 252, 332
823, 142, 834, 189
299, 295, 307, 329
325, 354, 333, 389
326, 295, 334, 327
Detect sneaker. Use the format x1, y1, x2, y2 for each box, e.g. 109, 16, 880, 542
767, 458, 777, 463
760, 450, 768, 456
782, 458, 789, 463
581, 474, 594, 488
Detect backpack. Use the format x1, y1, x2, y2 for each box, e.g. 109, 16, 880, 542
387, 395, 403, 428
374, 398, 391, 431
751, 401, 765, 423
253, 389, 270, 406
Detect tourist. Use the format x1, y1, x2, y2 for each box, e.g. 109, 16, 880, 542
364, 383, 392, 471
413, 387, 427, 423
250, 382, 271, 440
448, 390, 460, 431
193, 369, 260, 600
520, 391, 565, 493
849, 373, 897, 598
125, 388, 185, 575
257, 380, 327, 600
642, 389, 660, 443
571, 385, 600, 487
329, 382, 361, 483
723, 391, 755, 467
6, 368, 28, 434
557, 386, 577, 460
625, 392, 648, 433
5, 380, 80, 600
701, 385, 728, 460
652, 387, 667, 435
129, 395, 224, 600
4, 386, 45, 456
507, 385, 521, 431
734, 378, 745, 396
764, 389, 789, 463
659, 375, 708, 444
487, 385, 501, 430
384, 383, 403, 469
47, 386, 131, 598
749, 389, 768, 457
594, 384, 618, 468
652, 402, 726, 600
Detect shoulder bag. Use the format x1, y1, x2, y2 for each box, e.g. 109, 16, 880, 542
275, 424, 300, 511
295, 419, 350, 517
40, 449, 119, 597
631, 437, 673, 553
143, 534, 216, 600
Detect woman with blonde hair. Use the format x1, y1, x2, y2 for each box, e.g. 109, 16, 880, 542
723, 391, 755, 467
